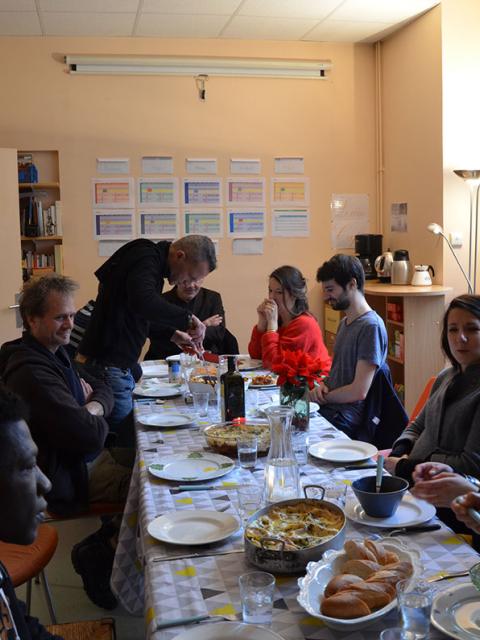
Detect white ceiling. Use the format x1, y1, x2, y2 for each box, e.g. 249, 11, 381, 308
0, 0, 440, 42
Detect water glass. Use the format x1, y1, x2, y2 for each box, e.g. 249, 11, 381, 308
396, 579, 433, 640
179, 352, 196, 390
237, 484, 263, 523
192, 391, 209, 417
246, 388, 260, 416
237, 435, 258, 469
292, 431, 308, 465
239, 571, 275, 624
380, 629, 407, 640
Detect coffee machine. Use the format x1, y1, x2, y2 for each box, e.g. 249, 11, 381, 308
354, 234, 383, 280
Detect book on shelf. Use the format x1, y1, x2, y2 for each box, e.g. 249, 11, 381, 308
55, 201, 62, 236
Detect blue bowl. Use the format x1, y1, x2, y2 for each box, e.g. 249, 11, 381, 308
352, 475, 409, 518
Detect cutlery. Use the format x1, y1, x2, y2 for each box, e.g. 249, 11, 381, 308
155, 612, 238, 630
152, 548, 244, 563
174, 484, 247, 491
376, 455, 384, 493
385, 524, 442, 535
427, 570, 470, 583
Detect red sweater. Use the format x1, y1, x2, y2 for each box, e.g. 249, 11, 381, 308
248, 313, 332, 373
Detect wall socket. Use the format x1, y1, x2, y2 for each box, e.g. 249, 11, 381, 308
450, 231, 463, 248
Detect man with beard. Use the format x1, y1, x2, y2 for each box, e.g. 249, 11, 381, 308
312, 254, 387, 436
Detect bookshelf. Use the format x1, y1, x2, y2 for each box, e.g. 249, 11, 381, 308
18, 150, 63, 280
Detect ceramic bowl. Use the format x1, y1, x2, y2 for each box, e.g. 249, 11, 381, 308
351, 475, 409, 518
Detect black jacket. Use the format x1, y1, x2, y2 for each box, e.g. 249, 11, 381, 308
80, 240, 190, 368
0, 335, 112, 515
146, 287, 225, 359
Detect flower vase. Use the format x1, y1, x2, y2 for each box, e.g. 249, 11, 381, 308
280, 381, 310, 432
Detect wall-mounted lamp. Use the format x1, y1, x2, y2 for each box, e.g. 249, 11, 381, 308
195, 74, 208, 101
427, 222, 473, 293
453, 169, 480, 293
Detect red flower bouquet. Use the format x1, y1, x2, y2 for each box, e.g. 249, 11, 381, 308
271, 349, 326, 389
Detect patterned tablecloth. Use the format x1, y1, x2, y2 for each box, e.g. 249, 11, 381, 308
111, 385, 480, 639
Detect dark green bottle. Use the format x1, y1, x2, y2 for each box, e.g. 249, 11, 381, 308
220, 356, 245, 421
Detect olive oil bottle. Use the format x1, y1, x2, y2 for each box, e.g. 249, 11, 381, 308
220, 355, 245, 421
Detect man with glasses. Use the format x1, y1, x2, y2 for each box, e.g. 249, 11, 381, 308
79, 235, 216, 435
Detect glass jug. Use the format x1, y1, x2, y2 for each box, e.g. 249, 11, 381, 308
263, 406, 300, 503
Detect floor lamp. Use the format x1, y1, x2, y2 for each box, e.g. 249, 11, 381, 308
427, 223, 473, 294
453, 169, 480, 293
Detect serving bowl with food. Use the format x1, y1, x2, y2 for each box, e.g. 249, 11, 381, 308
203, 420, 270, 455
188, 363, 218, 399
297, 537, 421, 630
244, 486, 346, 574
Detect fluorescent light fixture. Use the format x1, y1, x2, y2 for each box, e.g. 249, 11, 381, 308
65, 55, 331, 79
427, 222, 473, 293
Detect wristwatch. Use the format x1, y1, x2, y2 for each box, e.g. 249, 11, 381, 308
464, 474, 480, 491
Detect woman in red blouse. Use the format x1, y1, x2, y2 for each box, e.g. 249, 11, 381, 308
248, 265, 332, 372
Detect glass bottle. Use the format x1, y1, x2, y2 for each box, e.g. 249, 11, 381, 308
220, 355, 245, 421
263, 406, 300, 503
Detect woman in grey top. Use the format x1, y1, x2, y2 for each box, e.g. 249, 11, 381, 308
385, 294, 480, 484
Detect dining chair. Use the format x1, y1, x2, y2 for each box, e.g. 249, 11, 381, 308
0, 523, 58, 623
47, 617, 116, 640
409, 376, 436, 423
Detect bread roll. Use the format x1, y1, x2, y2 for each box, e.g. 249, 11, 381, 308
366, 570, 400, 586
344, 540, 377, 562
364, 539, 389, 565
324, 573, 363, 597
384, 551, 400, 564
321, 592, 371, 618
345, 581, 394, 609
341, 559, 380, 579
383, 561, 413, 578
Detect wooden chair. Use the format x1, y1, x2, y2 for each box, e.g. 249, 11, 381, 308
47, 617, 116, 640
0, 523, 58, 623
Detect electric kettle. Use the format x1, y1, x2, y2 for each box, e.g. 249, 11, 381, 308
391, 249, 412, 285
411, 264, 435, 286
374, 250, 394, 282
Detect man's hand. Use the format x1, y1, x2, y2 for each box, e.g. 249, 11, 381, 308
309, 380, 329, 404
411, 472, 477, 507
79, 378, 93, 403
85, 401, 104, 416
203, 314, 223, 328
171, 330, 195, 350
188, 315, 206, 342
451, 492, 480, 534
384, 455, 407, 474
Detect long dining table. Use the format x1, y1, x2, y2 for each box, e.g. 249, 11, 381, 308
111, 372, 480, 639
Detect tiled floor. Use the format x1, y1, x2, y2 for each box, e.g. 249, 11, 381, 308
16, 518, 144, 639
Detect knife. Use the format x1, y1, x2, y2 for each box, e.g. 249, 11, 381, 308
174, 484, 244, 491
155, 614, 210, 630
338, 464, 378, 471
385, 523, 441, 535
153, 548, 244, 563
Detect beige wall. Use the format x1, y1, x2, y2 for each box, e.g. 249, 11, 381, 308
380, 7, 444, 282
0, 37, 376, 350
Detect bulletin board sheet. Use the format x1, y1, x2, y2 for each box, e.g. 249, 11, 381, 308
138, 178, 179, 207
183, 179, 222, 207
139, 210, 179, 239
92, 178, 134, 209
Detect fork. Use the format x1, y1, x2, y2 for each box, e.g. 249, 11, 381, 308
155, 612, 239, 630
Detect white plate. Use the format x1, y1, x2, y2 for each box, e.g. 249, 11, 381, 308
237, 357, 263, 372
141, 361, 168, 378
431, 582, 480, 640
172, 622, 285, 640
147, 510, 240, 545
309, 401, 320, 415
308, 439, 378, 463
134, 382, 182, 398
297, 537, 422, 631
148, 452, 235, 482
137, 413, 193, 429
166, 354, 182, 362
344, 493, 436, 528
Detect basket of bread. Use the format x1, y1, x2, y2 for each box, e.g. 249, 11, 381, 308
297, 536, 421, 630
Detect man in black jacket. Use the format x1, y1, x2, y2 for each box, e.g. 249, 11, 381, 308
80, 235, 216, 431
0, 383, 61, 640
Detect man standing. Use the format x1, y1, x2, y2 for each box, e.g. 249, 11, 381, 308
145, 280, 231, 359
312, 254, 388, 437
80, 235, 216, 430
0, 383, 59, 639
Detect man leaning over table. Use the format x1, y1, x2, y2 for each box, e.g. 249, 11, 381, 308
79, 235, 216, 440
311, 254, 388, 438
0, 275, 130, 610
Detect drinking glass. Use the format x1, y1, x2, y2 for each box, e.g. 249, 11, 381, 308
237, 435, 258, 469
192, 391, 209, 417
239, 571, 275, 624
246, 388, 260, 417
380, 629, 407, 640
179, 352, 196, 391
237, 484, 263, 524
396, 578, 433, 640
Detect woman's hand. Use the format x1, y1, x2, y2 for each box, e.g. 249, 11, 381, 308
256, 300, 268, 332
451, 492, 480, 534
203, 314, 223, 328
411, 472, 477, 507
384, 455, 407, 474
263, 299, 278, 331
412, 461, 454, 483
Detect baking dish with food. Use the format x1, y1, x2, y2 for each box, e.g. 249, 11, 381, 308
297, 537, 422, 631
244, 486, 346, 575
203, 420, 270, 455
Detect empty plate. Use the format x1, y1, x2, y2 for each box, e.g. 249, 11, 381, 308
308, 440, 378, 463
345, 493, 436, 528
134, 383, 182, 398
137, 413, 193, 429
172, 622, 285, 640
147, 510, 239, 545
148, 452, 235, 482
141, 361, 168, 378
237, 357, 263, 372
431, 583, 480, 640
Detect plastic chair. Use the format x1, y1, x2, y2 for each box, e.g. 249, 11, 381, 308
47, 617, 116, 640
0, 523, 58, 623
410, 376, 436, 423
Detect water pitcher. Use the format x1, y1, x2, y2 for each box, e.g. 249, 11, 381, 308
263, 406, 300, 503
